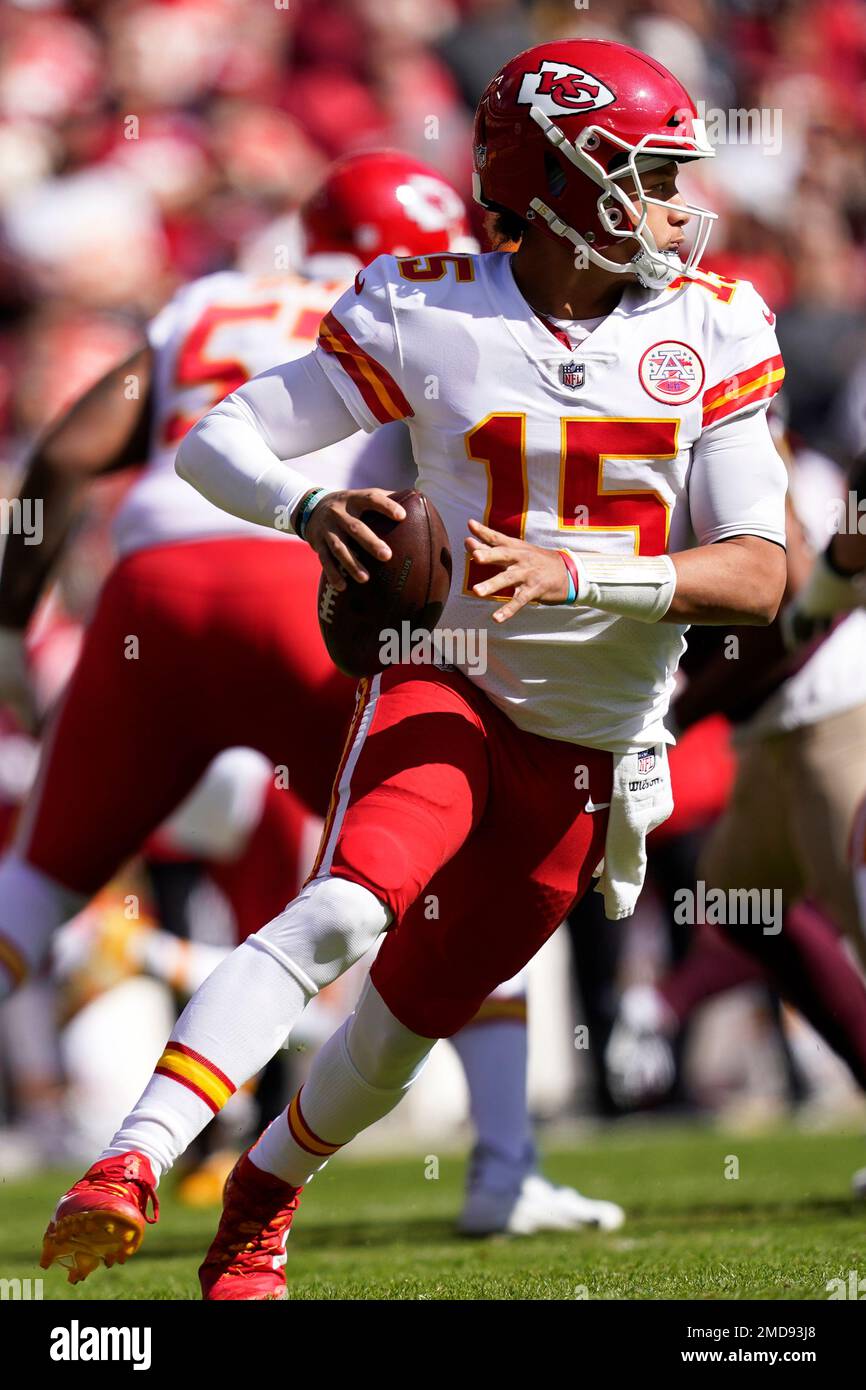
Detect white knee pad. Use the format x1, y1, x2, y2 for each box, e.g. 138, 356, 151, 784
251, 874, 390, 994
346, 976, 436, 1090
0, 854, 87, 986
160, 747, 271, 861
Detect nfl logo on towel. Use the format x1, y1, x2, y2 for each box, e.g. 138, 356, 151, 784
560, 361, 585, 390
637, 748, 656, 774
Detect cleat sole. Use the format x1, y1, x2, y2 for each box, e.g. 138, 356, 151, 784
40, 1210, 145, 1285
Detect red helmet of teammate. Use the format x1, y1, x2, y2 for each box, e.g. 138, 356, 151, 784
300, 150, 474, 269
473, 40, 716, 288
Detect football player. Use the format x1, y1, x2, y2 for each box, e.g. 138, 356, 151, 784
41, 40, 789, 1298
782, 450, 866, 645
606, 435, 866, 1116
0, 151, 620, 1235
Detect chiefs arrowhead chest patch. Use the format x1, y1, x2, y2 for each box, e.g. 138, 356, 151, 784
638, 340, 705, 405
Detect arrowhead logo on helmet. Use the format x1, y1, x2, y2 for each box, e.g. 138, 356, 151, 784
518, 62, 616, 116
474, 39, 717, 289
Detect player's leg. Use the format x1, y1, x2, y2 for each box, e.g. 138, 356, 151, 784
230, 715, 611, 1241
40, 664, 491, 1283
605, 922, 767, 1108
0, 551, 219, 999
700, 726, 866, 1090
784, 701, 866, 967
452, 975, 535, 1213
451, 972, 624, 1234
848, 792, 866, 1196
202, 538, 357, 820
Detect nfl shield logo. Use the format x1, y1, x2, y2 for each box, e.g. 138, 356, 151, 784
637, 748, 656, 774
560, 361, 585, 390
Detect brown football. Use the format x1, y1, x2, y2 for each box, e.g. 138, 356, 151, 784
316, 489, 453, 679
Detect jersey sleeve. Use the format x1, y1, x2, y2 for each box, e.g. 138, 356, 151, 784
313, 255, 414, 433
688, 406, 788, 547
699, 279, 785, 433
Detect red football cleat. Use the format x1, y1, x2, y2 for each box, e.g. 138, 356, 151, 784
40, 1151, 159, 1285
198, 1152, 303, 1301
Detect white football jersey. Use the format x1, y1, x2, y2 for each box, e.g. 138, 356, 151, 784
314, 250, 787, 753
113, 269, 414, 556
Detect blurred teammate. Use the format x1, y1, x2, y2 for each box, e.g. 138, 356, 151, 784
41, 39, 791, 1299
783, 451, 866, 644
0, 151, 619, 1236
607, 436, 866, 1128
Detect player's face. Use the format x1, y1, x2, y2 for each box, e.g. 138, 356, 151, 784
608, 162, 691, 265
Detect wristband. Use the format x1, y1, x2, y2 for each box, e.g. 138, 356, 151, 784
565, 552, 677, 624
558, 549, 580, 604
295, 487, 330, 541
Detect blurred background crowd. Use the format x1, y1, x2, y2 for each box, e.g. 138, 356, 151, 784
1, 0, 866, 1182
3, 0, 866, 468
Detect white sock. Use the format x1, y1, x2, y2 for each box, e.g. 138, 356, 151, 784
0, 854, 86, 999
99, 876, 388, 1180
251, 979, 435, 1187
451, 1010, 535, 1186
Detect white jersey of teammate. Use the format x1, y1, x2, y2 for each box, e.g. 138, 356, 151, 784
113, 269, 413, 557
311, 250, 787, 753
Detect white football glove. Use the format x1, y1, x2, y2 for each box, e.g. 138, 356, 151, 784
0, 626, 38, 732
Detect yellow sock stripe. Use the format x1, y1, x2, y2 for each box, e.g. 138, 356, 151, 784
287, 1090, 341, 1157
0, 933, 27, 987
155, 1046, 234, 1112
466, 998, 528, 1026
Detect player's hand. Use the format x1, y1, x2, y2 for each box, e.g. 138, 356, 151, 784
304, 489, 407, 591
465, 518, 569, 623
0, 626, 38, 732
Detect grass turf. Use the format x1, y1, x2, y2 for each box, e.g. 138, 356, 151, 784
2, 1122, 863, 1300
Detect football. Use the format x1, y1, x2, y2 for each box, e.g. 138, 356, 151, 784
316, 488, 452, 678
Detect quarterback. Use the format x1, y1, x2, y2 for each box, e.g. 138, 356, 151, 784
0, 151, 615, 1233
42, 40, 787, 1298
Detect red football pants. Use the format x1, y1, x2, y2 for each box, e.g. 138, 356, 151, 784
310, 663, 612, 1037
19, 539, 355, 897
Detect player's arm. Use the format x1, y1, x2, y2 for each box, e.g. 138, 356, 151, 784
177, 259, 412, 587
0, 344, 152, 631
782, 451, 866, 646
467, 406, 787, 626
0, 345, 153, 726
175, 352, 406, 588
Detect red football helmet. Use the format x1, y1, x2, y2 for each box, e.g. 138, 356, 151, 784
299, 150, 474, 270
473, 40, 716, 288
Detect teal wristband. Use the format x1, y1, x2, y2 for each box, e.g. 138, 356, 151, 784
558, 548, 580, 604
296, 487, 329, 540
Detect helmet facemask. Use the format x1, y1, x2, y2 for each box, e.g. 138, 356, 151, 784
525, 107, 717, 289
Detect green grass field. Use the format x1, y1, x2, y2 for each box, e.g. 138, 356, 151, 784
3, 1123, 864, 1300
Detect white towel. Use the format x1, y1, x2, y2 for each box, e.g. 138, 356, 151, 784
593, 744, 674, 920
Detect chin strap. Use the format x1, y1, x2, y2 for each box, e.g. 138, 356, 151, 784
528, 196, 686, 288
